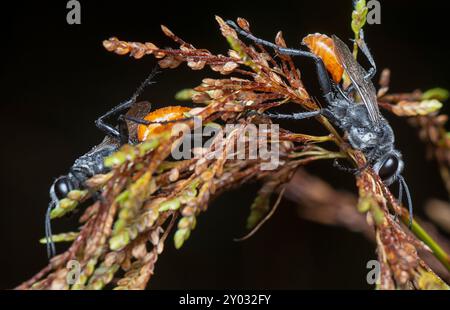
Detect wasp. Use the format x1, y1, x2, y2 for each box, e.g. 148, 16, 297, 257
45, 69, 191, 257
226, 20, 412, 225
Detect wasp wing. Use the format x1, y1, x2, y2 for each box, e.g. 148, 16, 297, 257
332, 35, 380, 124
125, 101, 152, 143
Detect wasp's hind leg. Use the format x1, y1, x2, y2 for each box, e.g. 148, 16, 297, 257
340, 30, 376, 97
95, 68, 158, 142
333, 159, 358, 174
226, 20, 334, 105
95, 99, 135, 143
356, 30, 377, 81
333, 159, 369, 176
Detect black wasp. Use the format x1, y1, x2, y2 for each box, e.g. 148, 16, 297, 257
45, 69, 158, 257
226, 20, 412, 225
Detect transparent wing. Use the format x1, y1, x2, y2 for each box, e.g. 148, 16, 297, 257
332, 35, 381, 124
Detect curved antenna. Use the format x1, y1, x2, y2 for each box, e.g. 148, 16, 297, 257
397, 176, 403, 206
45, 182, 59, 257
398, 175, 413, 228
45, 203, 56, 258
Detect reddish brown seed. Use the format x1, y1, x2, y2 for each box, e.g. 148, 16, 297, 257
302, 33, 344, 83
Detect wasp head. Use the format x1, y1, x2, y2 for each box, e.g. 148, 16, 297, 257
45, 175, 78, 257
373, 150, 404, 186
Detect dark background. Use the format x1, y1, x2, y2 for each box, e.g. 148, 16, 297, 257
1, 0, 449, 289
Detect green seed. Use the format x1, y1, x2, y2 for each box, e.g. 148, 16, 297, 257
159, 198, 181, 212
67, 190, 88, 201
39, 232, 79, 244
175, 88, 197, 101
174, 228, 190, 249
115, 190, 130, 204
357, 197, 372, 213
109, 231, 130, 251
104, 151, 127, 168
422, 88, 449, 101
138, 139, 160, 155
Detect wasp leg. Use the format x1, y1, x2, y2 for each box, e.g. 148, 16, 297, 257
320, 108, 339, 124
226, 20, 334, 105
341, 31, 375, 95
242, 110, 263, 118
95, 68, 159, 142
365, 68, 376, 82
95, 99, 134, 140
265, 107, 335, 124
356, 30, 377, 81
117, 117, 130, 145
333, 81, 355, 102
120, 114, 196, 126
119, 115, 151, 125
265, 110, 321, 120
333, 159, 358, 174
333, 159, 369, 176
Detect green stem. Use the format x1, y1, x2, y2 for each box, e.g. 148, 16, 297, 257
352, 41, 359, 60
289, 151, 344, 160
283, 133, 334, 143
319, 116, 344, 145
404, 216, 450, 272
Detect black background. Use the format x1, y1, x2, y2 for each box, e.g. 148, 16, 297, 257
1, 0, 449, 289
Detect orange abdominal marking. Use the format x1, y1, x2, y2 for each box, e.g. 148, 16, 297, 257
137, 106, 191, 142
302, 33, 344, 83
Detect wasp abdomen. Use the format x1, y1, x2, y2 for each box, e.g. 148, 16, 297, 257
302, 33, 344, 83
137, 106, 191, 141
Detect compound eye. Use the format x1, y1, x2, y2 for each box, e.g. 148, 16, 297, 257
54, 177, 72, 199
378, 155, 399, 180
